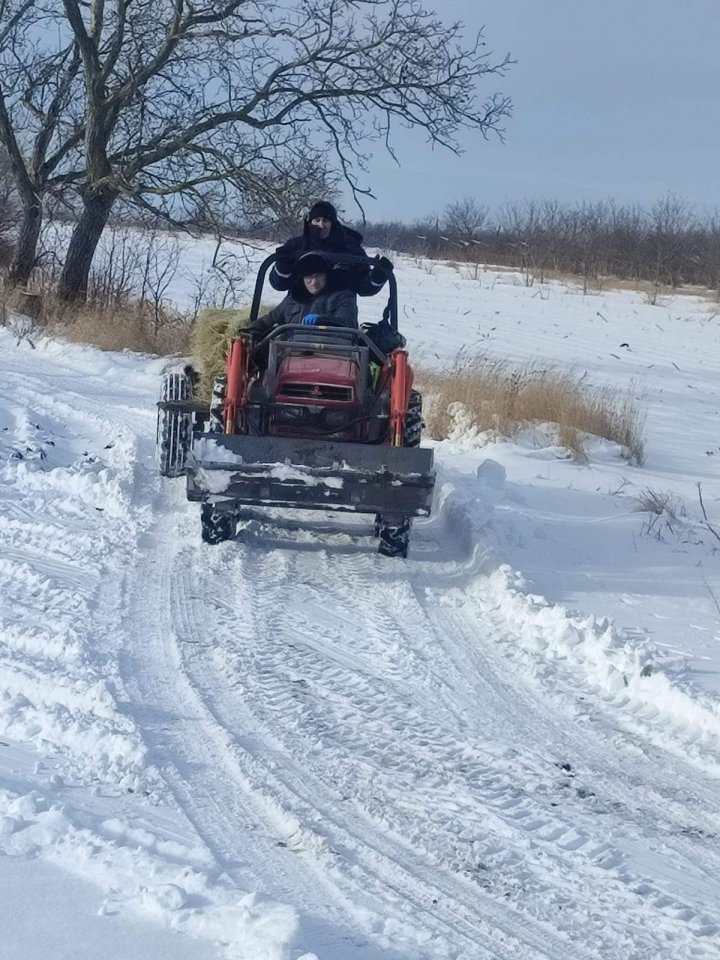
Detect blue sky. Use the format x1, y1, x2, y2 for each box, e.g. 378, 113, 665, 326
350, 0, 720, 221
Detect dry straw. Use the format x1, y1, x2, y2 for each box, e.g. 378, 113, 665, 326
418, 354, 645, 463
189, 303, 272, 396
2, 288, 192, 356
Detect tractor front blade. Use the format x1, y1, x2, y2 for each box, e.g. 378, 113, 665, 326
186, 433, 435, 516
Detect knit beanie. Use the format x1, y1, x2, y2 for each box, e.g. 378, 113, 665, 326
296, 252, 329, 276
307, 200, 338, 222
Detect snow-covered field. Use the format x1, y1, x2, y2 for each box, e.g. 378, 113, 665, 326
2, 238, 720, 959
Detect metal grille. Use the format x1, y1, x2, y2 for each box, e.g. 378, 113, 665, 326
280, 383, 353, 402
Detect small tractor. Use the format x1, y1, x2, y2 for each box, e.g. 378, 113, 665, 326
155, 254, 435, 557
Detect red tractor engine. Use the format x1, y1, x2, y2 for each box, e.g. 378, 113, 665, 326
270, 353, 363, 441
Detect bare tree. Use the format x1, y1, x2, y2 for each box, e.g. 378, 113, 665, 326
700, 214, 720, 298
0, 146, 18, 265
559, 201, 612, 293
505, 198, 570, 284
0, 0, 85, 285
42, 0, 511, 299
648, 193, 693, 291
443, 196, 489, 243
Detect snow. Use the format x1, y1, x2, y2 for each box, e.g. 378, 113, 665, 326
191, 442, 347, 492
2, 243, 720, 959
267, 464, 344, 487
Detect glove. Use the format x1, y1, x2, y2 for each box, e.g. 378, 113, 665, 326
371, 255, 394, 283
274, 256, 294, 277
301, 313, 322, 325
273, 242, 297, 277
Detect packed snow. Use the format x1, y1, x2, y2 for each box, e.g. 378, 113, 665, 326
1, 235, 720, 959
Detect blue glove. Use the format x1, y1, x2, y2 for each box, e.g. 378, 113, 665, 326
301, 313, 321, 325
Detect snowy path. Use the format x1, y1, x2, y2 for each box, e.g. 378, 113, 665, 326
125, 494, 720, 959
2, 327, 720, 959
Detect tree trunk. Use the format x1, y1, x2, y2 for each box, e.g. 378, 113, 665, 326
6, 198, 43, 288
57, 188, 117, 301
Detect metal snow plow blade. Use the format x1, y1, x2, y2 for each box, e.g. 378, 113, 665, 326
187, 434, 435, 515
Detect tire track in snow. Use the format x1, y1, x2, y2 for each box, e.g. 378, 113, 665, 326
122, 521, 433, 958
122, 487, 720, 959
246, 537, 720, 956
121, 495, 601, 960
191, 549, 557, 960
417, 581, 720, 949
140, 554, 507, 955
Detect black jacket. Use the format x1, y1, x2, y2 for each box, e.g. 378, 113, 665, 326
269, 220, 385, 298
250, 272, 358, 340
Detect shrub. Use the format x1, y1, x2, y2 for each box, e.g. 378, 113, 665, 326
0, 285, 191, 355
418, 355, 645, 463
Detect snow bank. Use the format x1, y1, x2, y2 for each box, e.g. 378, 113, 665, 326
0, 785, 299, 960
433, 455, 720, 778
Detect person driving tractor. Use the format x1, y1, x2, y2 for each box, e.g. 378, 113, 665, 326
249, 252, 358, 347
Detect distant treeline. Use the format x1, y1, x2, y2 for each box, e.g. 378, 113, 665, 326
3, 186, 718, 299
239, 195, 720, 295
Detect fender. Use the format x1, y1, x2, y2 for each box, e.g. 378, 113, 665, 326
389, 349, 414, 447
224, 337, 250, 434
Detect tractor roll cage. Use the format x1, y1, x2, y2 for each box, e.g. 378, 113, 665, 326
249, 252, 399, 333
251, 323, 389, 365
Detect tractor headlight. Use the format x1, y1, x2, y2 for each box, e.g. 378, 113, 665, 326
275, 405, 307, 422
323, 409, 352, 427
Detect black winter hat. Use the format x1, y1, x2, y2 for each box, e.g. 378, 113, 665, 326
296, 252, 330, 276
307, 200, 337, 222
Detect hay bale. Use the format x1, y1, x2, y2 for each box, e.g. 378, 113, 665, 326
190, 305, 253, 396
190, 301, 277, 395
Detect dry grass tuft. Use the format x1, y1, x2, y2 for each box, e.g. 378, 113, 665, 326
0, 285, 266, 378
631, 486, 686, 541
632, 487, 680, 517
2, 286, 191, 355
418, 355, 645, 463
48, 301, 191, 355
